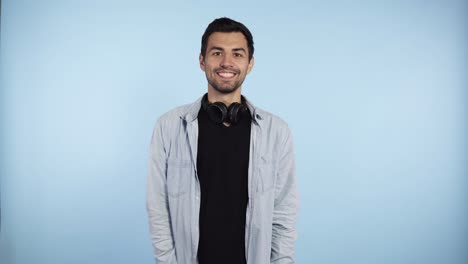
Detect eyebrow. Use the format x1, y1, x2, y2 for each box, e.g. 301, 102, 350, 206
209, 46, 247, 53
232, 48, 247, 53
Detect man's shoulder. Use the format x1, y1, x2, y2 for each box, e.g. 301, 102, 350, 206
151, 101, 197, 136
157, 103, 192, 123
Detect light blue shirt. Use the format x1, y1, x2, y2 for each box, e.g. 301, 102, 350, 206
146, 95, 299, 263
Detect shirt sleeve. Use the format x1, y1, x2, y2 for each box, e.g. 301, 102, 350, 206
271, 126, 299, 264
146, 119, 178, 264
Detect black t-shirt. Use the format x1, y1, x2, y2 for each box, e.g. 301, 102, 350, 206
196, 105, 251, 264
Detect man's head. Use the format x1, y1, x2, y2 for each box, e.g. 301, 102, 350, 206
199, 18, 255, 95
201, 17, 254, 62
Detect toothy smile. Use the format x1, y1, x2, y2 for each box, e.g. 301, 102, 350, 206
216, 71, 237, 79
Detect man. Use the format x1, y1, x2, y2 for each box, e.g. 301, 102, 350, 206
147, 17, 298, 264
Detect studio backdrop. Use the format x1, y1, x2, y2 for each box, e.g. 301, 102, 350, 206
1, 0, 467, 264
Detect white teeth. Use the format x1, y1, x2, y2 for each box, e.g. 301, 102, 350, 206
218, 72, 235, 78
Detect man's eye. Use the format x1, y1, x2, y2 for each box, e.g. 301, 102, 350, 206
212, 52, 222, 56
234, 53, 243, 57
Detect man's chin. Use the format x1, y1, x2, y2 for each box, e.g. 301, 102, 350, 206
212, 85, 240, 94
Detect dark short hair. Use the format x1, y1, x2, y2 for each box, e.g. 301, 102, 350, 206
201, 17, 254, 61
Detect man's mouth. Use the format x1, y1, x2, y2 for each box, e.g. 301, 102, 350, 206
216, 70, 237, 79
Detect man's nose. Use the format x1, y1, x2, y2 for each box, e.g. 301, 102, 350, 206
220, 54, 234, 68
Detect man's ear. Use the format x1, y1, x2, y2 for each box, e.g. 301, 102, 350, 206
247, 56, 255, 74
199, 53, 206, 72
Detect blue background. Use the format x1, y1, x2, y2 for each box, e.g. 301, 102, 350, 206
1, 0, 467, 263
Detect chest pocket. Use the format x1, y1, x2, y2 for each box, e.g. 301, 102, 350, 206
166, 158, 192, 198
256, 160, 276, 194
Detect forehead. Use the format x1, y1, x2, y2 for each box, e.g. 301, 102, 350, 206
206, 32, 248, 49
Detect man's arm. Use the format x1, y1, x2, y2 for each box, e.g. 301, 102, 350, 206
146, 120, 178, 264
271, 126, 299, 264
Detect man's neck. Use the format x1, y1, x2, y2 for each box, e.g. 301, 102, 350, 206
207, 87, 242, 107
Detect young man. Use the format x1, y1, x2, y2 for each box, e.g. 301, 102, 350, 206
147, 17, 299, 264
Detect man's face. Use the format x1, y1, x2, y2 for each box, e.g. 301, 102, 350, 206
199, 32, 254, 94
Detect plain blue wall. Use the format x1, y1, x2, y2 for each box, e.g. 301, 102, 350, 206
1, 0, 466, 263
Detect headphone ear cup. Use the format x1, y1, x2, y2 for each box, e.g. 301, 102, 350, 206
227, 103, 246, 124
207, 102, 228, 124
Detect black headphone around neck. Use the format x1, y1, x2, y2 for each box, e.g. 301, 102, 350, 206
201, 93, 249, 125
